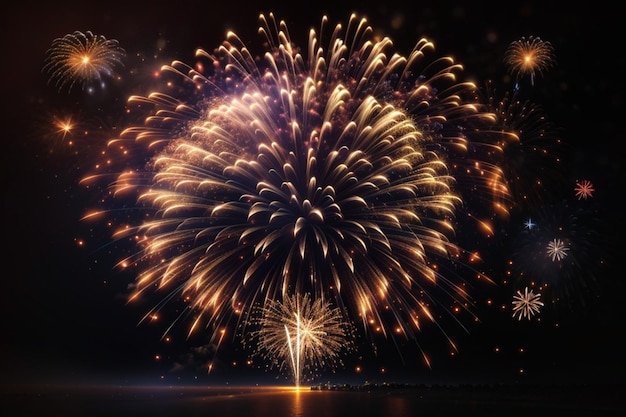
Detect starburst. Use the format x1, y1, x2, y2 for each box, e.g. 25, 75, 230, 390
546, 238, 569, 261
523, 218, 536, 230
504, 36, 556, 86
574, 180, 595, 200
245, 293, 355, 386
43, 30, 125, 93
512, 287, 544, 320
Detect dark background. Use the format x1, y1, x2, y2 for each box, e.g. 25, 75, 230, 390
1, 1, 624, 387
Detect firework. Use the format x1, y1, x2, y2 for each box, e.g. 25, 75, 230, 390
546, 238, 569, 262
511, 287, 544, 320
244, 293, 355, 386
574, 179, 595, 200
507, 199, 606, 314
43, 30, 126, 93
523, 218, 536, 230
82, 12, 502, 372
504, 36, 556, 87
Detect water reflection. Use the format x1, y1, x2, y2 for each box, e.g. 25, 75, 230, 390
290, 387, 303, 417
2, 383, 621, 417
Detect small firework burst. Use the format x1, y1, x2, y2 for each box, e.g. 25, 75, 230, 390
244, 293, 356, 386
574, 180, 595, 200
523, 218, 536, 230
511, 287, 544, 320
43, 30, 126, 93
546, 238, 569, 262
504, 36, 556, 86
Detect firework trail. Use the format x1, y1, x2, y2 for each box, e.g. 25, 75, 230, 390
480, 81, 567, 214
43, 30, 126, 93
82, 12, 508, 371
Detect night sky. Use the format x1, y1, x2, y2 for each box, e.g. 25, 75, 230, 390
2, 1, 624, 388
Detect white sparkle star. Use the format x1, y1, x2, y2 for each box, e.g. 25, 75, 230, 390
546, 238, 569, 261
512, 287, 544, 320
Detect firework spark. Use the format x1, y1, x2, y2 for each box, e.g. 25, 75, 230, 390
504, 36, 556, 87
43, 30, 126, 93
245, 293, 355, 386
511, 286, 543, 320
82, 12, 502, 372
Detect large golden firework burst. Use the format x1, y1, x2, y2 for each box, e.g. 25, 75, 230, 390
82, 12, 508, 370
